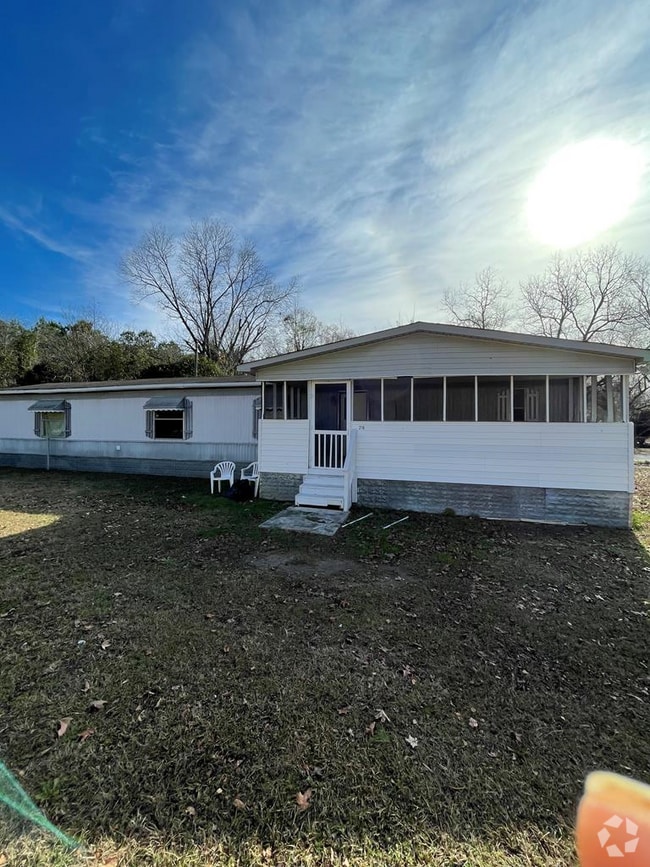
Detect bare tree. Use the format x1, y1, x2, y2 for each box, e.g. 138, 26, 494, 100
280, 305, 321, 352
263, 302, 355, 355
628, 257, 650, 335
121, 220, 296, 373
520, 245, 643, 343
443, 268, 512, 330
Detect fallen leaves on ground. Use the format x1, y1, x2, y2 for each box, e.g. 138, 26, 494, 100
78, 728, 95, 743
88, 699, 107, 712
405, 734, 418, 749
57, 717, 72, 738
296, 788, 312, 811
233, 798, 246, 811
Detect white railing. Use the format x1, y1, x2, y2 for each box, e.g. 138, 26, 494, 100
342, 428, 357, 511
314, 430, 347, 469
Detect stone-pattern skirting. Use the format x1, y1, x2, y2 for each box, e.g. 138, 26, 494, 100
259, 471, 303, 502
356, 478, 631, 527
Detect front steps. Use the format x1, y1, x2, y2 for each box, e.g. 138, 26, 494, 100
295, 472, 345, 509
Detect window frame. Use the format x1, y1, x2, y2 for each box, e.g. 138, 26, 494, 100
31, 401, 71, 438
144, 397, 193, 440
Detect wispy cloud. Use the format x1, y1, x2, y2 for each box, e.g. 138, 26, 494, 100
0, 205, 91, 262
7, 0, 650, 332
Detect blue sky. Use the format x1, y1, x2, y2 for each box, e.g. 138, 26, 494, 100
0, 0, 648, 336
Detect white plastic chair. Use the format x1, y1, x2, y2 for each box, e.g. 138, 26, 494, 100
240, 461, 259, 497
210, 461, 235, 494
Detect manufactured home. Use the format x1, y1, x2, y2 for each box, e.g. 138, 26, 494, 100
0, 376, 259, 477
240, 322, 648, 527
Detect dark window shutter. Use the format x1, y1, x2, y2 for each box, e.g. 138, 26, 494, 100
34, 412, 41, 437
252, 397, 261, 439
64, 401, 72, 437
145, 409, 154, 438
183, 398, 193, 439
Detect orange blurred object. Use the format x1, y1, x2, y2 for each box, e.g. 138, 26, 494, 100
576, 772, 650, 866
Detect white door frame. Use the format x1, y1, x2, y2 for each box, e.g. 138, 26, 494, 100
309, 380, 351, 469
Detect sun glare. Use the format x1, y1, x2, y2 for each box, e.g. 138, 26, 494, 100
527, 139, 645, 248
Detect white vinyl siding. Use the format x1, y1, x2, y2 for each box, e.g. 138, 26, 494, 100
255, 333, 635, 380
258, 419, 309, 474
0, 390, 258, 444
350, 422, 633, 493
255, 419, 632, 493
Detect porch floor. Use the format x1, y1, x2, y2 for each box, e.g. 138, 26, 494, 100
259, 505, 350, 536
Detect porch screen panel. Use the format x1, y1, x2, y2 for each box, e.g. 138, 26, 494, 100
513, 376, 545, 422
446, 376, 475, 421
286, 381, 308, 419
477, 376, 510, 421
383, 377, 411, 421
353, 379, 381, 421
413, 377, 443, 421
549, 376, 584, 422
586, 375, 624, 422
263, 382, 284, 419
610, 375, 624, 422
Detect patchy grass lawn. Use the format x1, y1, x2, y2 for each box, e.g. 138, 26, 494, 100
0, 467, 648, 867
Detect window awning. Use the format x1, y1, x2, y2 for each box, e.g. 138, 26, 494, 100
28, 400, 67, 412
143, 397, 186, 410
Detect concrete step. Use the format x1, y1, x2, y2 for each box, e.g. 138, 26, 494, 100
299, 481, 344, 496
301, 473, 345, 488
295, 492, 345, 508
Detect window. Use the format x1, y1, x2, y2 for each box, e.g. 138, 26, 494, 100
513, 377, 545, 422
144, 397, 193, 439
286, 381, 308, 419
29, 400, 71, 438
263, 382, 284, 419
383, 377, 411, 421
446, 376, 475, 421
549, 376, 583, 422
478, 376, 510, 422
353, 379, 381, 421
413, 377, 443, 421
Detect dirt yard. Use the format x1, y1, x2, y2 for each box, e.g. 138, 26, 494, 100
0, 467, 648, 866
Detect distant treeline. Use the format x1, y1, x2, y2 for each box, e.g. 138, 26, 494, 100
0, 318, 219, 387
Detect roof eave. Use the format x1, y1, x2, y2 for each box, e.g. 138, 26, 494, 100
0, 377, 258, 397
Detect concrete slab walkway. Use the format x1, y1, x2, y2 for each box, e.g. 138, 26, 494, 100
260, 506, 349, 536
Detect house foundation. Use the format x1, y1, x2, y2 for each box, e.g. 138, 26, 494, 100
356, 478, 631, 527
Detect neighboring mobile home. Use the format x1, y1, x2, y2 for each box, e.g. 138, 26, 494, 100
240, 322, 648, 527
0, 376, 259, 477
